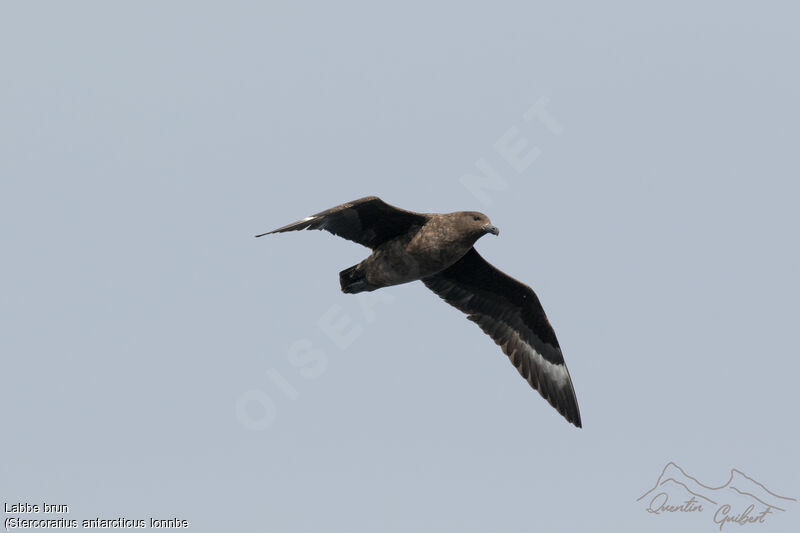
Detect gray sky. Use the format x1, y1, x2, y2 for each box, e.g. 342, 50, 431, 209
1, 2, 798, 532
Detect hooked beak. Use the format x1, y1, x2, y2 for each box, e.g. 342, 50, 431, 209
482, 224, 499, 236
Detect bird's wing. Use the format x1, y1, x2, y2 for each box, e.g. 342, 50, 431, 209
256, 196, 428, 249
422, 248, 581, 427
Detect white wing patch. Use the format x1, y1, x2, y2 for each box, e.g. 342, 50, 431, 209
509, 329, 570, 386
477, 316, 570, 388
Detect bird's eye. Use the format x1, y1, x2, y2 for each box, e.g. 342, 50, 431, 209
473, 216, 480, 221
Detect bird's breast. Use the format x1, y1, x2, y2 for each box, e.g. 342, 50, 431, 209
361, 232, 472, 288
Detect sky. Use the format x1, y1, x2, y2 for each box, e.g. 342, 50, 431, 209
1, 2, 798, 532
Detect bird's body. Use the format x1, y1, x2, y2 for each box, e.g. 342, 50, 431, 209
345, 212, 493, 292
257, 196, 582, 427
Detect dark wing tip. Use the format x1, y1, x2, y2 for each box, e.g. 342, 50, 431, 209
539, 363, 582, 428
571, 403, 582, 428
529, 362, 582, 428
559, 390, 582, 428
548, 367, 582, 428
255, 215, 320, 239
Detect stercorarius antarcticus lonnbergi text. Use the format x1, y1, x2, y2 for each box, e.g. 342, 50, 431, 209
256, 196, 581, 427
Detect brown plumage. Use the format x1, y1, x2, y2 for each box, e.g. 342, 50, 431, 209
257, 196, 581, 427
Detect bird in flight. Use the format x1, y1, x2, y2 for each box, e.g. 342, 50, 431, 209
256, 196, 581, 427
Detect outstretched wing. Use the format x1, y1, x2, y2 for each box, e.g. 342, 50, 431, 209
423, 248, 581, 427
256, 196, 428, 249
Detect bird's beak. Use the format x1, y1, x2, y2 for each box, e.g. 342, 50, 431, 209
482, 224, 499, 236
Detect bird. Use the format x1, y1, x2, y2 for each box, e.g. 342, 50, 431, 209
256, 196, 581, 427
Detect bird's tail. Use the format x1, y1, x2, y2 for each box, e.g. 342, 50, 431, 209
339, 264, 377, 294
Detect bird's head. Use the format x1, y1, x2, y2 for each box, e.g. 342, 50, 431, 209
459, 211, 499, 238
